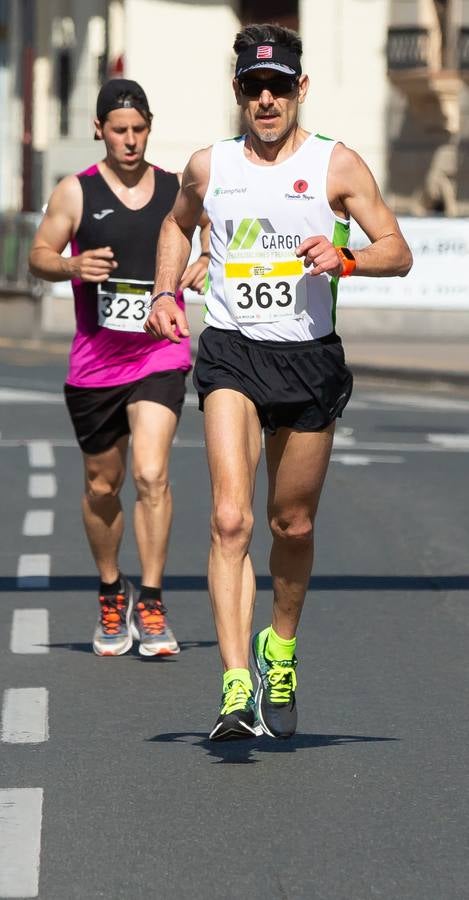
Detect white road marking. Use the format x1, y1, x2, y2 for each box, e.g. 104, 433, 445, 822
332, 453, 404, 466
427, 433, 469, 449
28, 474, 57, 498
333, 440, 469, 454
0, 438, 459, 454
0, 387, 62, 403
0, 788, 43, 897
22, 510, 54, 537
333, 433, 356, 448
27, 441, 55, 468
17, 555, 50, 588
346, 399, 371, 410
1, 688, 49, 744
0, 439, 75, 448
10, 609, 49, 654
363, 392, 469, 412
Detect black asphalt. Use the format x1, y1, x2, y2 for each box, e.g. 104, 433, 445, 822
1, 345, 469, 899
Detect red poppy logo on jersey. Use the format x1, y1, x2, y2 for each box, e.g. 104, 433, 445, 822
293, 179, 308, 193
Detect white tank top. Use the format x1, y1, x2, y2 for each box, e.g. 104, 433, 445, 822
203, 133, 350, 341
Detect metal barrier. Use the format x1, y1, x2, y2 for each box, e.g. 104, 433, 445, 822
0, 213, 42, 296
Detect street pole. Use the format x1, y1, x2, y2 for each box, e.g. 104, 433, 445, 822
21, 0, 34, 212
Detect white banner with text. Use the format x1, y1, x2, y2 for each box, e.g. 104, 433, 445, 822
340, 217, 469, 309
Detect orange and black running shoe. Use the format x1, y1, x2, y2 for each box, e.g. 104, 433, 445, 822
92, 574, 135, 657
132, 596, 180, 657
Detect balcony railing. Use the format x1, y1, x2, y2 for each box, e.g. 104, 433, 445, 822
387, 27, 430, 70
460, 28, 469, 70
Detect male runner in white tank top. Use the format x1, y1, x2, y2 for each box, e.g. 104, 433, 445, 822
145, 24, 412, 740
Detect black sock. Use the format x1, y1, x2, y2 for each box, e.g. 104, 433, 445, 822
99, 576, 122, 596
139, 585, 161, 602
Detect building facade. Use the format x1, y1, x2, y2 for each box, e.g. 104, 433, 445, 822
1, 0, 468, 214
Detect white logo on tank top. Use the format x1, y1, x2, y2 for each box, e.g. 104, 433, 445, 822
93, 209, 114, 220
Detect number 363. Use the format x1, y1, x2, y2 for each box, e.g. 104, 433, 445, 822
236, 280, 293, 309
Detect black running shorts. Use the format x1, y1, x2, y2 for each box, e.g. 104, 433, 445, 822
193, 327, 353, 433
64, 370, 186, 455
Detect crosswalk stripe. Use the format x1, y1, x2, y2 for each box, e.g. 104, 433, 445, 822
17, 555, 50, 588
28, 474, 57, 498
10, 609, 49, 654
0, 788, 43, 897
22, 510, 54, 537
27, 441, 55, 468
1, 688, 49, 744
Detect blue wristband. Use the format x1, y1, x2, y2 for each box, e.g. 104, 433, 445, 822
150, 291, 176, 306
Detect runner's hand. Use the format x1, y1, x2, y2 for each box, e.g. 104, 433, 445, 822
144, 297, 190, 343
69, 247, 117, 282
296, 235, 343, 277
179, 255, 209, 294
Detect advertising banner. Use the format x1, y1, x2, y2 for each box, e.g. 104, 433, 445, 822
340, 217, 469, 309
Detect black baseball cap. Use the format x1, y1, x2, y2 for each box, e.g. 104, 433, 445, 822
235, 43, 302, 79
96, 78, 152, 121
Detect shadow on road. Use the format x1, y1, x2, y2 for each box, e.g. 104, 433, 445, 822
45, 639, 217, 655
2, 575, 469, 592
147, 731, 399, 764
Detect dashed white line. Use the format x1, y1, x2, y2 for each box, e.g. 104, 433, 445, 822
22, 510, 54, 537
1, 688, 49, 744
364, 392, 469, 412
0, 788, 43, 897
10, 609, 49, 655
427, 433, 469, 449
17, 554, 50, 588
27, 441, 55, 468
332, 453, 404, 466
0, 386, 62, 403
28, 474, 57, 498
333, 433, 356, 449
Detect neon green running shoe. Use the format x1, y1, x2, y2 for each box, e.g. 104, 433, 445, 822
252, 630, 298, 738
209, 679, 258, 741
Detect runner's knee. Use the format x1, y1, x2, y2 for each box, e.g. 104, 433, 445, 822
133, 464, 169, 501
85, 467, 125, 502
270, 513, 314, 547
211, 501, 254, 550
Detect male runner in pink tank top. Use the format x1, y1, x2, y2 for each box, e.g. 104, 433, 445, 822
29, 79, 210, 658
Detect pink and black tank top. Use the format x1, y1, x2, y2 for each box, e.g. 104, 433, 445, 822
66, 164, 191, 388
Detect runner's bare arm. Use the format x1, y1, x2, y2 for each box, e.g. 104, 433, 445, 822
296, 143, 413, 278
145, 148, 211, 341
29, 175, 118, 283
179, 210, 211, 293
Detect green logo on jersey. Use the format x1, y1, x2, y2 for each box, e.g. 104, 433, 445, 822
226, 218, 275, 250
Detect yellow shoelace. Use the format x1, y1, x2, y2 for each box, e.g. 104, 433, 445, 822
267, 663, 297, 704
221, 680, 252, 715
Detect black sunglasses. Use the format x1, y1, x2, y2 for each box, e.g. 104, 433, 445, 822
238, 75, 299, 99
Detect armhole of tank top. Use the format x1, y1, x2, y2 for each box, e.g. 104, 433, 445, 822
320, 139, 351, 229
72, 175, 86, 246
202, 144, 217, 212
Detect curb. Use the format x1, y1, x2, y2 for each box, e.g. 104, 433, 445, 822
349, 363, 469, 386
1, 336, 468, 388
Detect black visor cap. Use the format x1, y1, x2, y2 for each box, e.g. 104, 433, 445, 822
235, 43, 302, 79
96, 78, 151, 121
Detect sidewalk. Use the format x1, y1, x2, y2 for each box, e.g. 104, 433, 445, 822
1, 296, 468, 386
343, 337, 469, 384
1, 332, 468, 387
